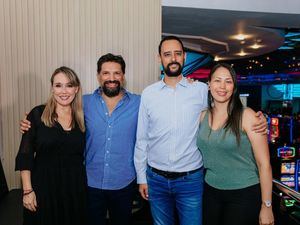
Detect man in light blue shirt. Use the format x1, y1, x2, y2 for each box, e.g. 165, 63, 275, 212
134, 36, 207, 225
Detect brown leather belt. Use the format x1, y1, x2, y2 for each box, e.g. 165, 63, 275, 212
149, 166, 201, 179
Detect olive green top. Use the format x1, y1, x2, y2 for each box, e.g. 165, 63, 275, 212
197, 112, 259, 190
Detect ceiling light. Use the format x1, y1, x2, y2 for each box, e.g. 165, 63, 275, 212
250, 43, 263, 49
231, 34, 251, 41
236, 50, 248, 57
236, 34, 246, 40
214, 56, 221, 61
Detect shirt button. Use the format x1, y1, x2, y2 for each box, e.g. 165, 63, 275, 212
105, 112, 108, 115
106, 151, 109, 153
108, 125, 111, 128
102, 101, 104, 103
105, 163, 108, 166
108, 138, 110, 141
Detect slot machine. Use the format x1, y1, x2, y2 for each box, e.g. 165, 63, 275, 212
278, 146, 296, 189
269, 117, 279, 143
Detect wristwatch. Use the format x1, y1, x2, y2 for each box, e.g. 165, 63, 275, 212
263, 200, 272, 208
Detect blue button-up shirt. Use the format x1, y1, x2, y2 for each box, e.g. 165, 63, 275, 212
83, 88, 140, 190
134, 77, 208, 184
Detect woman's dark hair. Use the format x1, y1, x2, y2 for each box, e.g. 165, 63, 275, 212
208, 63, 243, 145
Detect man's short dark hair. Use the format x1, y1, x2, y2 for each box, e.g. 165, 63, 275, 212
158, 36, 185, 55
97, 53, 126, 74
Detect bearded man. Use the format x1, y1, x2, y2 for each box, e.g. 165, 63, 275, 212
84, 53, 140, 225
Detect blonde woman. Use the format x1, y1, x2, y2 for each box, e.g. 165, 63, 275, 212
15, 67, 86, 225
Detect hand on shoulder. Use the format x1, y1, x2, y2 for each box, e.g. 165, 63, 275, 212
242, 107, 260, 132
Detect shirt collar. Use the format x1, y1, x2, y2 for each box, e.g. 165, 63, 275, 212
158, 76, 188, 89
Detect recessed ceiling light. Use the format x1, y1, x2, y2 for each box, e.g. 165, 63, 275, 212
250, 43, 263, 49
236, 34, 246, 40
214, 56, 220, 61
236, 50, 248, 57
231, 34, 251, 41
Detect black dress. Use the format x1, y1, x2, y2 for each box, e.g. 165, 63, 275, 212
15, 105, 87, 225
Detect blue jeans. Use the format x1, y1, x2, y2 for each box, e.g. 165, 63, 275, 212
146, 167, 204, 225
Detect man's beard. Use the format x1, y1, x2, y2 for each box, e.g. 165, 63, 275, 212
102, 80, 121, 97
163, 62, 183, 77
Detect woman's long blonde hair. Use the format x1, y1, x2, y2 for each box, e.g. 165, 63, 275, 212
41, 66, 85, 132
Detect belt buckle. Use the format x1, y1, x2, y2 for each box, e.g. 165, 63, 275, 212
166, 171, 182, 179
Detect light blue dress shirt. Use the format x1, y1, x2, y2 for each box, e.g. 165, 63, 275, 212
134, 77, 208, 184
83, 88, 140, 190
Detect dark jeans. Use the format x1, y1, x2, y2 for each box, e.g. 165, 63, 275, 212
203, 182, 261, 225
87, 180, 136, 225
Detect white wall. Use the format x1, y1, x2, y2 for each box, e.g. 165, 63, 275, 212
0, 0, 162, 189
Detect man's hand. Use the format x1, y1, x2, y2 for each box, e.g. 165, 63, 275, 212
187, 77, 197, 84
20, 112, 31, 133
252, 111, 268, 135
139, 183, 149, 200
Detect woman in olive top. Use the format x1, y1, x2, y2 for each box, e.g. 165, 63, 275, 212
197, 63, 274, 225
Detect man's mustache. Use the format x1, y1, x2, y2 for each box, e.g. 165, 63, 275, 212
167, 62, 181, 68
104, 80, 120, 85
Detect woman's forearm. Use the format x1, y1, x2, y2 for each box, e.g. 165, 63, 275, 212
20, 170, 32, 191
258, 163, 273, 204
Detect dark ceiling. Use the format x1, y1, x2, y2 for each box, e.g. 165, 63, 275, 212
162, 6, 300, 82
